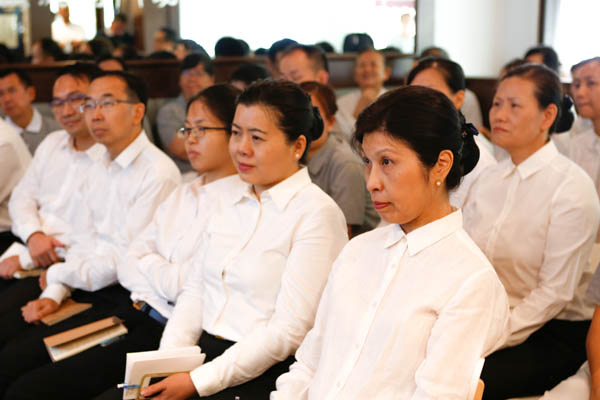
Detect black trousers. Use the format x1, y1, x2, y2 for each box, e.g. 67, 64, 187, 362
0, 277, 41, 318
95, 331, 296, 400
0, 230, 20, 256
0, 285, 136, 400
481, 318, 590, 400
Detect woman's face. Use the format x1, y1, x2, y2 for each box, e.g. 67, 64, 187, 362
229, 104, 306, 195
571, 61, 600, 121
184, 100, 232, 175
489, 77, 555, 160
362, 130, 437, 230
308, 93, 333, 154
410, 68, 464, 109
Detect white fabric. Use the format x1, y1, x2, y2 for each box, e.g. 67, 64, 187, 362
117, 175, 210, 319
272, 211, 509, 400
461, 89, 484, 128
5, 107, 42, 135
540, 361, 590, 399
9, 130, 102, 247
0, 118, 31, 232
159, 168, 348, 396
464, 140, 600, 348
450, 139, 496, 209
336, 88, 387, 134
42, 132, 181, 304
51, 17, 86, 47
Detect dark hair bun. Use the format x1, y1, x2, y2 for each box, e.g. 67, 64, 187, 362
555, 95, 574, 133
458, 115, 480, 175
309, 106, 324, 141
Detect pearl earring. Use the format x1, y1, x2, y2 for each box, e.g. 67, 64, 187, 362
295, 153, 300, 159
436, 180, 442, 187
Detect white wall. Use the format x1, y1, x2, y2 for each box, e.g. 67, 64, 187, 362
432, 0, 539, 77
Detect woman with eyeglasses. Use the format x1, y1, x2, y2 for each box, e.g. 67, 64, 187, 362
464, 64, 600, 399
137, 79, 348, 400
272, 86, 509, 399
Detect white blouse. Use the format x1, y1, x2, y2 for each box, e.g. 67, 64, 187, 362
272, 210, 509, 400
464, 140, 600, 348
42, 132, 181, 304
159, 168, 348, 396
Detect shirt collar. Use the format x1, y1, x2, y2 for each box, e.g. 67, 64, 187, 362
101, 130, 150, 169
307, 135, 338, 175
384, 209, 463, 256
7, 107, 42, 134
500, 140, 558, 180
233, 167, 313, 211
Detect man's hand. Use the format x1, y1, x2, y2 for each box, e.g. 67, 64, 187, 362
21, 298, 59, 324
0, 256, 21, 279
139, 372, 196, 400
27, 232, 65, 268
39, 270, 48, 290
354, 87, 381, 118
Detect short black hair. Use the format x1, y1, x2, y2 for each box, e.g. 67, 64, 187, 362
407, 56, 465, 93
159, 27, 178, 44
214, 37, 249, 57
525, 46, 560, 73
147, 50, 177, 60
186, 84, 242, 134
0, 68, 33, 87
176, 39, 208, 57
343, 33, 374, 53
180, 53, 214, 76
91, 70, 148, 113
86, 37, 113, 59
300, 81, 338, 120
419, 46, 450, 60
96, 55, 127, 70
56, 62, 101, 82
354, 86, 480, 191
571, 56, 600, 73
280, 44, 329, 73
315, 41, 335, 54
231, 63, 268, 86
268, 38, 297, 63
34, 37, 64, 61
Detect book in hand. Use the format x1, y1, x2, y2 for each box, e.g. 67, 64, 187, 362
41, 298, 92, 326
1, 241, 67, 278
43, 316, 127, 362
122, 346, 206, 400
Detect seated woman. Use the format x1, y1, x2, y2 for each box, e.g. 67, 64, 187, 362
300, 81, 379, 237
272, 86, 509, 399
0, 84, 241, 399
463, 63, 600, 399
406, 56, 496, 208
139, 80, 348, 400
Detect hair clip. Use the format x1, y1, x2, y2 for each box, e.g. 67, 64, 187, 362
461, 122, 479, 138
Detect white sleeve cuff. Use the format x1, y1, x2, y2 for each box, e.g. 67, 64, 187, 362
189, 362, 223, 397
40, 283, 71, 304
19, 251, 34, 270
20, 226, 42, 245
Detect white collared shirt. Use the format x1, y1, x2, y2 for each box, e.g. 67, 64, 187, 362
117, 175, 210, 319
464, 141, 600, 348
6, 107, 42, 135
450, 138, 496, 209
159, 168, 348, 397
273, 211, 509, 400
9, 130, 103, 244
42, 132, 181, 303
0, 118, 31, 232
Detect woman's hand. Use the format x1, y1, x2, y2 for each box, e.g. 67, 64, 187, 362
139, 373, 196, 400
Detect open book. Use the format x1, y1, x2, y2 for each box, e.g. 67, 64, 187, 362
122, 346, 206, 400
43, 316, 127, 362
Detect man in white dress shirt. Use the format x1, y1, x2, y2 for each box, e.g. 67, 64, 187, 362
0, 118, 31, 255
51, 3, 86, 52
0, 69, 61, 154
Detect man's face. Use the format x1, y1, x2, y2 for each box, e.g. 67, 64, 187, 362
279, 50, 320, 83
179, 64, 214, 101
0, 73, 34, 120
51, 74, 90, 136
153, 31, 172, 52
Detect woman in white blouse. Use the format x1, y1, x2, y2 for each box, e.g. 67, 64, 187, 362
272, 86, 509, 399
140, 80, 348, 400
406, 56, 496, 209
463, 63, 600, 399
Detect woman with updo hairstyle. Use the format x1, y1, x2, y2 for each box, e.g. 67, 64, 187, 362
407, 56, 496, 208
463, 63, 600, 399
140, 79, 348, 400
300, 81, 379, 237
272, 86, 509, 399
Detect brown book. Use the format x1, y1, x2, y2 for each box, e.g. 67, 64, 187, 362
43, 316, 128, 362
41, 299, 92, 326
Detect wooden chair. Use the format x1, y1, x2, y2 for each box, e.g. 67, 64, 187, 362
469, 358, 486, 400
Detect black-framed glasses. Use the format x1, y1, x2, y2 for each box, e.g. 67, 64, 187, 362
177, 126, 229, 140
49, 93, 87, 110
79, 98, 139, 114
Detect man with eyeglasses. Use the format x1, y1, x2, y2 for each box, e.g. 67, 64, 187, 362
0, 63, 103, 307
156, 53, 215, 175
0, 68, 61, 154
0, 71, 181, 399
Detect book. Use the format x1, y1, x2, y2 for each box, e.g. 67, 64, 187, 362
13, 268, 44, 279
41, 298, 93, 326
43, 316, 127, 362
122, 346, 206, 400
